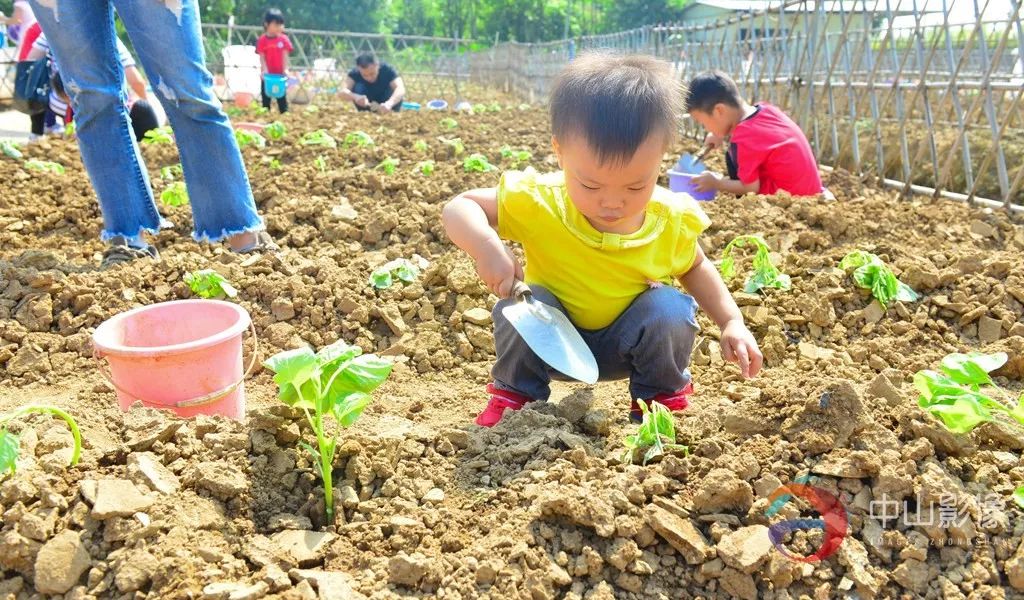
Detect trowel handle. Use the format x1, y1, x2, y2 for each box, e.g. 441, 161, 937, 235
695, 145, 711, 161
510, 280, 532, 301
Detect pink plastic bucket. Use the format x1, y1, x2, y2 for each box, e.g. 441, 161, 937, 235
92, 300, 255, 421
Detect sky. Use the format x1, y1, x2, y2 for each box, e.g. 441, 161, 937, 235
891, 0, 1018, 26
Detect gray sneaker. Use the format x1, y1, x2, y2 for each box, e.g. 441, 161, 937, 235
100, 236, 159, 270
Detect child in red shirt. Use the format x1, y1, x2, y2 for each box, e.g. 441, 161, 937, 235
685, 70, 826, 198
255, 8, 293, 113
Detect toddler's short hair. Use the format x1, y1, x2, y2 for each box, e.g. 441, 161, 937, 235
264, 8, 285, 25
684, 70, 743, 114
550, 53, 682, 165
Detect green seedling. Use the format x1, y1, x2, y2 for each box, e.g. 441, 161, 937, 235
440, 117, 458, 130
914, 352, 1024, 507
463, 153, 497, 173
301, 129, 338, 149
370, 258, 420, 289
413, 139, 429, 153
160, 164, 183, 180
440, 137, 465, 156
416, 160, 435, 176
65, 122, 76, 137
24, 160, 65, 175
314, 155, 327, 173
184, 269, 238, 299
1, 140, 23, 159
489, 102, 502, 112
719, 235, 791, 294
621, 400, 688, 465
376, 157, 399, 176
344, 131, 375, 148
235, 128, 266, 149
1, 405, 81, 477
839, 250, 919, 309
500, 146, 532, 166
142, 126, 174, 145
263, 340, 393, 524
226, 106, 244, 118
265, 121, 287, 141
160, 181, 189, 207
268, 158, 283, 170
473, 103, 488, 114
249, 101, 269, 115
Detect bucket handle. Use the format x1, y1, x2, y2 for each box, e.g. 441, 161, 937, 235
93, 321, 260, 409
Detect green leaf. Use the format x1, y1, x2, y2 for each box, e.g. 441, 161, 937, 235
142, 126, 174, 145
328, 354, 393, 395
234, 128, 266, 148
331, 391, 372, 427
301, 130, 337, 149
344, 131, 375, 148
161, 182, 190, 207
1, 140, 23, 159
841, 251, 918, 309
24, 160, 65, 175
265, 121, 287, 140
839, 250, 872, 270
183, 269, 236, 299
263, 347, 319, 391
316, 340, 362, 372
940, 353, 1005, 387
0, 429, 19, 475
1014, 486, 1024, 509
919, 398, 993, 433
719, 256, 736, 280
896, 282, 919, 302
298, 440, 320, 463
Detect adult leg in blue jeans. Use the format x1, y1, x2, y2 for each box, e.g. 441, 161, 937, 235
29, 0, 275, 268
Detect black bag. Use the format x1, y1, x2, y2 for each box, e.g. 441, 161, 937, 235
13, 58, 51, 115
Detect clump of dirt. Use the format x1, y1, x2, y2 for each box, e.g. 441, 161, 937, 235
1, 99, 1023, 599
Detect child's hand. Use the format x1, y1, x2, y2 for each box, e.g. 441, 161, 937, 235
720, 320, 763, 379
704, 133, 724, 150
693, 171, 722, 193
475, 243, 523, 298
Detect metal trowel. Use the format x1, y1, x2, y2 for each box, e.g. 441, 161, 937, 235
501, 281, 599, 384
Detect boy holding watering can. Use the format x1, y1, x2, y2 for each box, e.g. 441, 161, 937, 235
686, 70, 825, 198
442, 53, 763, 428
256, 8, 292, 114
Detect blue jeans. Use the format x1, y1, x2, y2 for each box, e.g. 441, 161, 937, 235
29, 0, 263, 243
491, 285, 699, 401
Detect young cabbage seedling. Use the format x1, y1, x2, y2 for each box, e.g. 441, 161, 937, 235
313, 155, 327, 173
488, 102, 502, 112
719, 235, 791, 294
160, 182, 189, 207
376, 157, 399, 176
301, 130, 338, 149
142, 126, 174, 145
914, 352, 1024, 507
249, 101, 269, 116
370, 258, 420, 289
500, 146, 532, 167
160, 164, 183, 180
265, 121, 287, 141
184, 269, 238, 300
621, 400, 688, 465
463, 153, 497, 173
1, 405, 81, 477
1, 140, 23, 159
413, 140, 429, 153
440, 117, 458, 130
439, 137, 465, 156
473, 103, 488, 114
263, 341, 393, 524
839, 250, 919, 309
416, 160, 435, 176
25, 160, 65, 175
235, 128, 267, 149
344, 131, 375, 148
268, 158, 283, 170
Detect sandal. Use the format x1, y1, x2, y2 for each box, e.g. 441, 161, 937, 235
100, 236, 159, 270
233, 231, 280, 254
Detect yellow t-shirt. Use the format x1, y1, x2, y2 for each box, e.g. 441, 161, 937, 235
497, 168, 711, 330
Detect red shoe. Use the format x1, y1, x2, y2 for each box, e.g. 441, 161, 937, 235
475, 384, 533, 427
630, 382, 694, 423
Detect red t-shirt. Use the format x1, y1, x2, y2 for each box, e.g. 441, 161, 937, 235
729, 103, 823, 196
255, 33, 293, 75
17, 22, 41, 62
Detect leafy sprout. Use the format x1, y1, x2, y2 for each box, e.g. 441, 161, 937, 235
234, 128, 267, 149
488, 102, 502, 112
24, 160, 65, 175
226, 106, 244, 118
344, 131, 375, 148
473, 103, 488, 114
416, 160, 435, 176
249, 101, 269, 115
263, 340, 393, 524
160, 164, 183, 180
265, 121, 287, 141
160, 182, 189, 207
913, 352, 1024, 508
314, 155, 327, 173
413, 139, 429, 153
142, 126, 174, 145
1, 406, 81, 477
839, 250, 919, 309
184, 269, 238, 299
440, 117, 458, 130
268, 158, 283, 170
376, 157, 399, 176
439, 137, 465, 156
500, 146, 532, 166
370, 258, 421, 289
463, 153, 498, 173
1, 140, 23, 159
718, 235, 791, 294
301, 129, 338, 149
621, 400, 688, 465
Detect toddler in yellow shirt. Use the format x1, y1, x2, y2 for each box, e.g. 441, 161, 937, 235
442, 53, 763, 427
